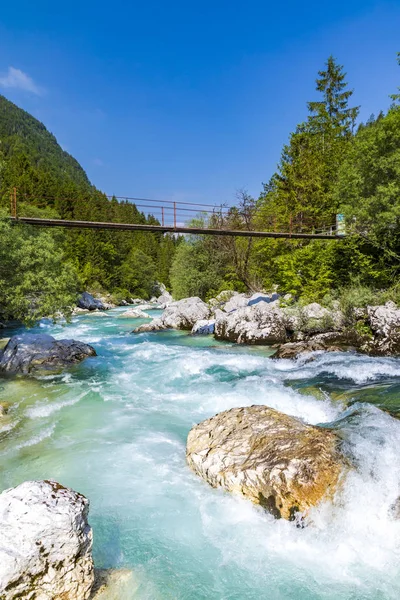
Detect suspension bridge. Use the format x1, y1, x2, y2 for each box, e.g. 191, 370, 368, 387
8, 189, 345, 240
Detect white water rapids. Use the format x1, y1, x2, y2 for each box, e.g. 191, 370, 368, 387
1, 307, 400, 599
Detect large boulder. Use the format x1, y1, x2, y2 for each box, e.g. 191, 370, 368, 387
77, 292, 105, 311
365, 301, 400, 354
135, 297, 210, 333
162, 297, 210, 329
0, 334, 96, 375
0, 480, 94, 599
187, 405, 345, 521
214, 302, 287, 344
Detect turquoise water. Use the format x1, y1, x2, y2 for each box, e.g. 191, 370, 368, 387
1, 307, 400, 599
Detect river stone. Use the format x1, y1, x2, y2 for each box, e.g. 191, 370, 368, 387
161, 297, 210, 329
0, 333, 97, 375
135, 297, 210, 333
0, 401, 9, 417
186, 405, 344, 520
78, 292, 105, 311
119, 308, 151, 319
214, 302, 287, 344
192, 319, 215, 335
133, 318, 165, 333
0, 337, 9, 351
0, 480, 94, 600
273, 339, 342, 359
91, 569, 136, 599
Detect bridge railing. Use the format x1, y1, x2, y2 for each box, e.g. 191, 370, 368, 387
9, 188, 340, 238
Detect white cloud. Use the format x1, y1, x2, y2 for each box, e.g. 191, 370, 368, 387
92, 158, 104, 167
0, 66, 42, 95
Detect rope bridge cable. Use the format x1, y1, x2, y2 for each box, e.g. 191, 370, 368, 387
9, 191, 343, 240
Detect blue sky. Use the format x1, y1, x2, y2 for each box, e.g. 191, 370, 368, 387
0, 1, 399, 205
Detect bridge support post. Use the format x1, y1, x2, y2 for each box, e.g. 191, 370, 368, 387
173, 202, 177, 229
10, 187, 17, 218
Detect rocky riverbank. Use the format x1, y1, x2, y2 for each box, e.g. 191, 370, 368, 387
133, 290, 400, 357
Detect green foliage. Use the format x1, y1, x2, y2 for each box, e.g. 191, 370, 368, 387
0, 216, 77, 325
354, 321, 373, 339
118, 249, 157, 299
170, 240, 224, 300
337, 104, 400, 273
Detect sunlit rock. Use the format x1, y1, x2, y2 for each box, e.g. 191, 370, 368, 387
91, 568, 136, 599
365, 301, 400, 355
187, 405, 345, 520
119, 308, 151, 319
135, 297, 210, 333
162, 297, 210, 329
222, 293, 249, 313
0, 333, 96, 375
0, 337, 10, 351
133, 318, 166, 333
0, 401, 9, 417
248, 292, 280, 306
192, 319, 215, 335
214, 302, 287, 344
0, 480, 94, 600
273, 338, 342, 359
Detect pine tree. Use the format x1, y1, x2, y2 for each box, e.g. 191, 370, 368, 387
308, 55, 359, 135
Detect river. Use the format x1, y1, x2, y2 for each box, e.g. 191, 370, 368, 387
1, 307, 400, 599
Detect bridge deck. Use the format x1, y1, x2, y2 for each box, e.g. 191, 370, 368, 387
9, 216, 343, 240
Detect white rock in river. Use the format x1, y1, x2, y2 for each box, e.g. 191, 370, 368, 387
0, 479, 94, 600
134, 297, 210, 333
187, 405, 345, 520
214, 301, 287, 344
222, 293, 249, 313
118, 308, 151, 319
191, 319, 215, 335
162, 297, 210, 329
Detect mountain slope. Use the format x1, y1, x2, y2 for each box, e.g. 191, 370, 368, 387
0, 94, 176, 296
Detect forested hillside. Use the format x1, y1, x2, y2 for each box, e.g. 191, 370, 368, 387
1, 53, 400, 325
0, 95, 178, 323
